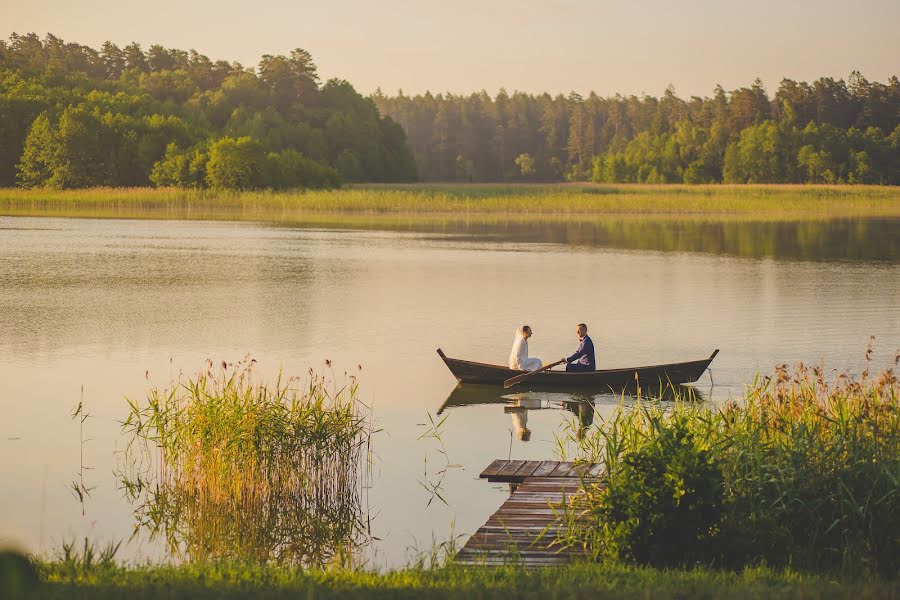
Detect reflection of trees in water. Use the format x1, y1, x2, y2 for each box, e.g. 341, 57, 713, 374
538, 219, 897, 261
118, 360, 372, 567
397, 218, 898, 261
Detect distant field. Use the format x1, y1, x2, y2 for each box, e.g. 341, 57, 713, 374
0, 184, 898, 225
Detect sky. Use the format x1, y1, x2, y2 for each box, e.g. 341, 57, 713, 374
3, 0, 899, 98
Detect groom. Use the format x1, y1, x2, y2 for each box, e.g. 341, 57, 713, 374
562, 323, 595, 372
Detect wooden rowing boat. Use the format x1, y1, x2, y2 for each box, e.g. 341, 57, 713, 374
436, 348, 719, 390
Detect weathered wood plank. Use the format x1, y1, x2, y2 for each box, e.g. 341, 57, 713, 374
550, 461, 575, 476
480, 459, 509, 479
516, 460, 542, 478
497, 460, 527, 477
531, 461, 559, 477
569, 463, 592, 477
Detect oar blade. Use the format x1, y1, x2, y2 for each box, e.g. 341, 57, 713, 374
503, 373, 527, 388
502, 359, 565, 388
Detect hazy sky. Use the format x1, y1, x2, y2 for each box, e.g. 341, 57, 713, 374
4, 0, 899, 98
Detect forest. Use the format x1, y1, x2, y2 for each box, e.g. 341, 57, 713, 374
2, 33, 898, 189
0, 33, 418, 189
374, 76, 900, 184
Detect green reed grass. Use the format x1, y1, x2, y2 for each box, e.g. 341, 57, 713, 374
119, 357, 373, 567
557, 348, 900, 576
1, 184, 898, 223
25, 559, 899, 599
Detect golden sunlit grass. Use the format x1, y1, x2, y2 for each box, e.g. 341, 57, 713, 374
119, 357, 373, 567
0, 184, 898, 224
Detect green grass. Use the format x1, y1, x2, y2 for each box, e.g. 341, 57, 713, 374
557, 348, 900, 576
0, 184, 898, 225
12, 560, 895, 599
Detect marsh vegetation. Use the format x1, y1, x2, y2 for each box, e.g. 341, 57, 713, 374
118, 358, 373, 567
559, 347, 900, 576
2, 183, 899, 218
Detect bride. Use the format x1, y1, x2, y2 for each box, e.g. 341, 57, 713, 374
508, 325, 542, 371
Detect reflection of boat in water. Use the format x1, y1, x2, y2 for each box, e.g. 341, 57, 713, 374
438, 383, 706, 443
437, 348, 718, 390
437, 381, 705, 414
438, 382, 705, 441
437, 384, 597, 441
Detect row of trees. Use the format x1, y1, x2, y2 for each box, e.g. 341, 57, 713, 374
3, 33, 897, 187
0, 33, 417, 189
374, 75, 900, 184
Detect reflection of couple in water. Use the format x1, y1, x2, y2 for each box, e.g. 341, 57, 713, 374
508, 323, 596, 373
506, 396, 595, 442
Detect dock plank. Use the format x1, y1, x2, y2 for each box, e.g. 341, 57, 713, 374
516, 460, 542, 479
480, 460, 603, 483
531, 461, 559, 478
550, 461, 575, 477
497, 460, 527, 477
480, 459, 509, 479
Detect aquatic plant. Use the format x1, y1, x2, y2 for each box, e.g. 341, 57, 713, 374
416, 412, 460, 508
68, 390, 96, 516
558, 346, 900, 576
119, 357, 373, 567
1, 183, 898, 220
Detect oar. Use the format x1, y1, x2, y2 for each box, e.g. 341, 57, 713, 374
503, 359, 566, 389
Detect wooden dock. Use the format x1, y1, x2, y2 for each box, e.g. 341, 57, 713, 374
455, 460, 602, 566
479, 459, 603, 483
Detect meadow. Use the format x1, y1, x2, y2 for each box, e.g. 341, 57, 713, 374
1, 184, 899, 225
15, 560, 898, 599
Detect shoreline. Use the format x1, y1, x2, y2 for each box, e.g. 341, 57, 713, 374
0, 184, 898, 226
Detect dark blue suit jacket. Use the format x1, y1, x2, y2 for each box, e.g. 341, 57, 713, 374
567, 335, 595, 368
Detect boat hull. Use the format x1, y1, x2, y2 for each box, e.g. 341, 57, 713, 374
437, 348, 718, 391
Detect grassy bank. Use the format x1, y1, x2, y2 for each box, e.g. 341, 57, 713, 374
4, 560, 892, 599
0, 184, 898, 224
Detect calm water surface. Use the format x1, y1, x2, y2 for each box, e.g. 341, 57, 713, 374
1, 216, 898, 568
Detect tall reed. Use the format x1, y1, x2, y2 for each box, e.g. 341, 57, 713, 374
559, 348, 900, 576
1, 184, 898, 219
119, 357, 373, 567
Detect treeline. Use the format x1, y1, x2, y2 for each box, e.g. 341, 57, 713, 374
374, 76, 900, 184
0, 33, 417, 189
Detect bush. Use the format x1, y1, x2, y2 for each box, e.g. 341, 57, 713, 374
603, 413, 724, 566
562, 350, 900, 576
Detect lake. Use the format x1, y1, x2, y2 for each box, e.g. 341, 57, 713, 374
0, 215, 898, 568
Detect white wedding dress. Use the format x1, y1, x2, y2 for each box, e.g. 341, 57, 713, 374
508, 330, 542, 371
